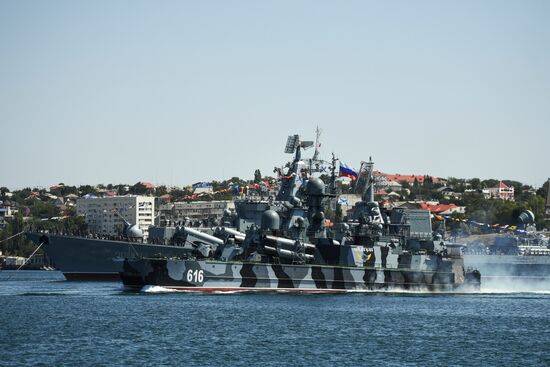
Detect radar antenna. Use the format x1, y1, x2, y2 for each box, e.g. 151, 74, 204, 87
284, 135, 300, 154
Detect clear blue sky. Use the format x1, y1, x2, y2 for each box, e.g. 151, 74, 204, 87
1, 0, 549, 189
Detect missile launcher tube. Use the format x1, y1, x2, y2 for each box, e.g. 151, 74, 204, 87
183, 227, 224, 245
263, 245, 314, 261
218, 227, 247, 237
264, 235, 316, 251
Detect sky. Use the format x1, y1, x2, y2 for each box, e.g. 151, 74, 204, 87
1, 0, 549, 189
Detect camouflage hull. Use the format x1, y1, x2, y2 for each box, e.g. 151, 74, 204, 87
121, 257, 478, 293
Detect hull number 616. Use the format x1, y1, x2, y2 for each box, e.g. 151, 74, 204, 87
187, 269, 204, 283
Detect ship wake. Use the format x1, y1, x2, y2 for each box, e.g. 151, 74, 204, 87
141, 285, 178, 294
479, 276, 550, 294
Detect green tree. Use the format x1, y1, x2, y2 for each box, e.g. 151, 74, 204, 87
536, 180, 549, 200
447, 177, 467, 193
0, 186, 9, 200
156, 185, 169, 196
61, 213, 88, 234
114, 184, 127, 195
129, 182, 148, 195
468, 178, 481, 190
0, 215, 35, 256
50, 185, 78, 197
78, 185, 97, 196
481, 179, 498, 189
502, 180, 522, 199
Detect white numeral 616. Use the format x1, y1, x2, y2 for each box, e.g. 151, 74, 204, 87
186, 269, 204, 283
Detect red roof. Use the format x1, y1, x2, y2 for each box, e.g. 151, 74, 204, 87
498, 181, 509, 189
374, 172, 444, 184
141, 182, 156, 189
419, 202, 457, 213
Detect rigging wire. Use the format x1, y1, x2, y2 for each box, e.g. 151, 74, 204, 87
0, 231, 25, 244
1, 240, 46, 282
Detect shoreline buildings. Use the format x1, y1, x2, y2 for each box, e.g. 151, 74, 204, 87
76, 195, 155, 239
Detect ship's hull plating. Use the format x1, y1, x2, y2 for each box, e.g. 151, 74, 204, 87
26, 233, 191, 281
121, 258, 476, 293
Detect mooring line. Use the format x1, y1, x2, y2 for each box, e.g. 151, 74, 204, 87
1, 241, 46, 282
0, 231, 25, 244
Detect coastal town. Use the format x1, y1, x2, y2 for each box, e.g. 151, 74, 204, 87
3, 1, 550, 366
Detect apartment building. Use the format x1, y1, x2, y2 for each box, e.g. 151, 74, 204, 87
76, 195, 155, 238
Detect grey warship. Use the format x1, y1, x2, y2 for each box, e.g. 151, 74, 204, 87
462, 209, 550, 281
121, 135, 481, 292
25, 218, 199, 280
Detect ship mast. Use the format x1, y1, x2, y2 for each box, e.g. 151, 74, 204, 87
330, 153, 338, 195
308, 126, 323, 174
312, 126, 321, 162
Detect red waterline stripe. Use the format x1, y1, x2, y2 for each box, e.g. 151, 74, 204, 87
157, 286, 348, 293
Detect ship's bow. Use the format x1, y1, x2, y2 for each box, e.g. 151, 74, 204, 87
119, 258, 158, 291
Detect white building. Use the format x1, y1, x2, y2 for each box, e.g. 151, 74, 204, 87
171, 200, 235, 223
486, 182, 514, 201
0, 205, 18, 218
0, 205, 17, 229
4, 256, 27, 267
77, 195, 155, 238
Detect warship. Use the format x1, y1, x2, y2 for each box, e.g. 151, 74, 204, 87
26, 192, 237, 281
25, 222, 201, 280
120, 135, 481, 292
462, 209, 550, 281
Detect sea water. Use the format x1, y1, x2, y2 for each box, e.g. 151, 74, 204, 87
1, 271, 549, 366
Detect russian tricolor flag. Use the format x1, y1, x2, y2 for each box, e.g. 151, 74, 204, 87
339, 163, 358, 180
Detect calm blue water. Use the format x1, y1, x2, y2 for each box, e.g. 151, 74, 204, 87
1, 271, 549, 367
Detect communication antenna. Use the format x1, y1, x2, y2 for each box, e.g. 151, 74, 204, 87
312, 126, 322, 161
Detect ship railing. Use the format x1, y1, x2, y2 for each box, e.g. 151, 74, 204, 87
386, 224, 410, 238
378, 235, 401, 244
